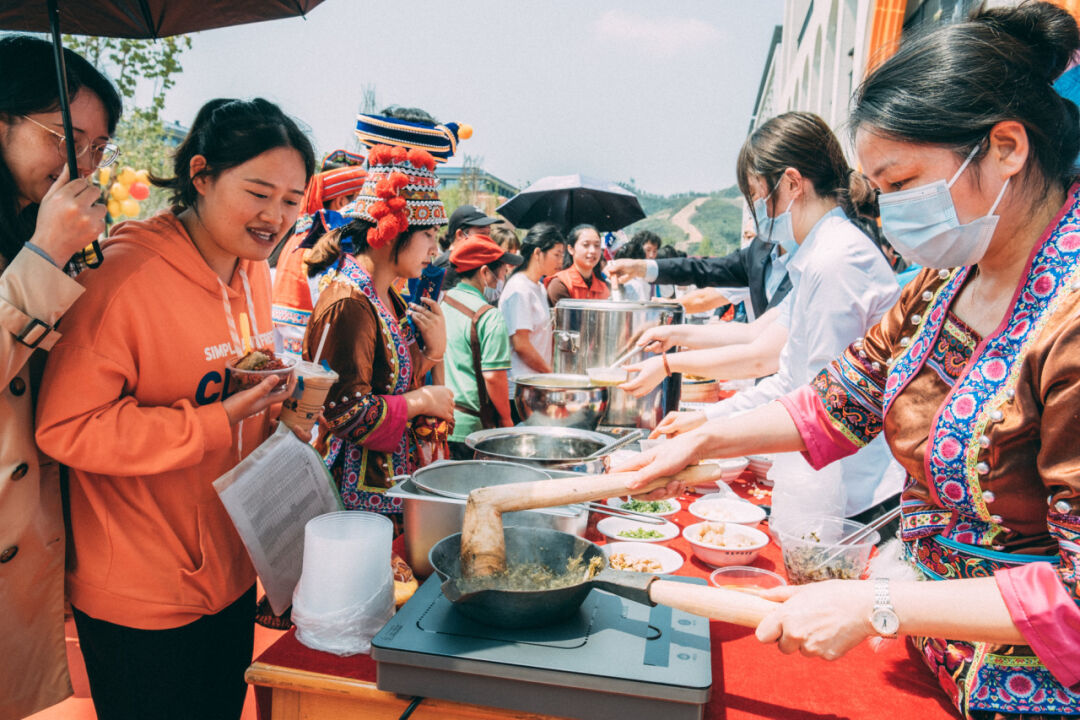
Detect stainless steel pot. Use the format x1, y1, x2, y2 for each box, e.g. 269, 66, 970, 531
386, 461, 588, 577
514, 373, 608, 430
553, 299, 683, 428
464, 426, 614, 474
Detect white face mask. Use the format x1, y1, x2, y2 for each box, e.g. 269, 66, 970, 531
877, 143, 1010, 269
483, 273, 504, 303
753, 193, 799, 255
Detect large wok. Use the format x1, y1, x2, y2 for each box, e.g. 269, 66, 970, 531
430, 527, 778, 630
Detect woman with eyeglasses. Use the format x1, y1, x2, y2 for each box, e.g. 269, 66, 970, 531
619, 3, 1080, 716
0, 35, 122, 718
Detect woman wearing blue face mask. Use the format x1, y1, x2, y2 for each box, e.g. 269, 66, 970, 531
623, 112, 903, 522
617, 3, 1080, 717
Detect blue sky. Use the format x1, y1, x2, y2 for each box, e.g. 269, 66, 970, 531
157, 1, 783, 195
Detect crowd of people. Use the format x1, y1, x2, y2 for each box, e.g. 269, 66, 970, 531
3, 2, 1080, 718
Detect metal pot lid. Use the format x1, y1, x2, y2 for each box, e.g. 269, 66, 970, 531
409, 459, 551, 500
554, 299, 682, 312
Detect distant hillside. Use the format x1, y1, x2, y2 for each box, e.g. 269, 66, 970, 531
621, 183, 743, 257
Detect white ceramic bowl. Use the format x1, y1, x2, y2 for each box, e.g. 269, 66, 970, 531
605, 496, 681, 517
603, 542, 684, 574
682, 521, 770, 567
688, 498, 767, 528
596, 516, 680, 543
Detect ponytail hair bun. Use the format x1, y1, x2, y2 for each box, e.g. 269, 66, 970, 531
978, 1, 1079, 85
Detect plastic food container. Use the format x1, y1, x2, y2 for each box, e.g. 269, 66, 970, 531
682, 521, 769, 567
775, 516, 879, 585
226, 351, 297, 392
709, 566, 786, 590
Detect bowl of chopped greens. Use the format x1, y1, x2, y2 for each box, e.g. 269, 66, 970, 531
604, 496, 681, 516
774, 516, 879, 585
596, 517, 680, 543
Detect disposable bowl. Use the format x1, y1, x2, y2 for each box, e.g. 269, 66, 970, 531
688, 498, 767, 528
682, 521, 769, 567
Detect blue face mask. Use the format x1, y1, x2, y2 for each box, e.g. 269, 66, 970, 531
877, 142, 1010, 269
753, 194, 799, 255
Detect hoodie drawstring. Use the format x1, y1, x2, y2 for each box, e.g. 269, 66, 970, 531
218, 275, 260, 461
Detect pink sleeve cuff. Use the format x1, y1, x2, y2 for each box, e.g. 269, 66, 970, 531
995, 562, 1080, 690
362, 394, 409, 453
777, 386, 860, 471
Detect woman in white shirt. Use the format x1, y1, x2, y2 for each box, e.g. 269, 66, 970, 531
623, 111, 902, 518
498, 222, 565, 397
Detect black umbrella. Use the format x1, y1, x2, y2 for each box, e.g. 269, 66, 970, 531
496, 174, 646, 233
0, 0, 328, 266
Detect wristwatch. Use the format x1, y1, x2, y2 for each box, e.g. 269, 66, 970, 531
870, 578, 900, 638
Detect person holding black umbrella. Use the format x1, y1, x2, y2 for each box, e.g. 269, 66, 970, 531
0, 35, 121, 719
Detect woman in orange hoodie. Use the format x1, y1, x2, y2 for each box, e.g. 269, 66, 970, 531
36, 98, 315, 720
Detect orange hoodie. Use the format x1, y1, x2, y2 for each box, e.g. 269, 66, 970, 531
36, 212, 274, 630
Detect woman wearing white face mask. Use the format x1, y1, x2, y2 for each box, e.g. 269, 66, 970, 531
616, 3, 1080, 717
622, 112, 902, 522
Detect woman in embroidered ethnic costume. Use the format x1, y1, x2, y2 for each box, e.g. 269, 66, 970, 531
302, 144, 454, 524
617, 4, 1080, 717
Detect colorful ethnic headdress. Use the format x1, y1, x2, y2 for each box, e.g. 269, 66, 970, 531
299, 148, 367, 216
344, 144, 446, 248
354, 112, 472, 164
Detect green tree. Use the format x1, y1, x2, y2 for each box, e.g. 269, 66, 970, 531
62, 35, 192, 217
62, 35, 192, 118
696, 235, 715, 257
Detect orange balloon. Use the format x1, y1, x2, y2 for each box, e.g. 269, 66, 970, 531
110, 183, 129, 201
129, 182, 150, 201
121, 198, 141, 217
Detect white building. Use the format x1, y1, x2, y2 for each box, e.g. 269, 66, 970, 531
750, 0, 999, 143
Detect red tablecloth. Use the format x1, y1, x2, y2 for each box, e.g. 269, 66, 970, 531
253, 477, 960, 720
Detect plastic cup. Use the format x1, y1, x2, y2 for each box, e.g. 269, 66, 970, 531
296, 511, 393, 615
226, 351, 297, 393
709, 566, 787, 591
280, 361, 339, 433
775, 515, 879, 585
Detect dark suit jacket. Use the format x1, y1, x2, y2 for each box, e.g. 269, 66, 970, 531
654, 238, 792, 318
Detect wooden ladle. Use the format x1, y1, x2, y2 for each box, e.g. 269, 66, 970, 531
461, 464, 722, 578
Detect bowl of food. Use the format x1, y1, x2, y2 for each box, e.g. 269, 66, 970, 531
688, 498, 766, 528
683, 521, 770, 567
747, 454, 774, 484
586, 366, 629, 386
709, 565, 786, 591
604, 542, 683, 574
226, 348, 297, 393
605, 496, 681, 517
774, 516, 879, 585
596, 517, 679, 543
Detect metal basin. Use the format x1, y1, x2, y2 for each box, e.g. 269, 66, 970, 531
465, 426, 613, 474
387, 461, 588, 578
514, 373, 608, 431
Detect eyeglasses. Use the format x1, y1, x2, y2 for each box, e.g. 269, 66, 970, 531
20, 115, 120, 169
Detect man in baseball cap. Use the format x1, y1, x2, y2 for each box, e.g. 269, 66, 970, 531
441, 236, 523, 457
434, 205, 503, 292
